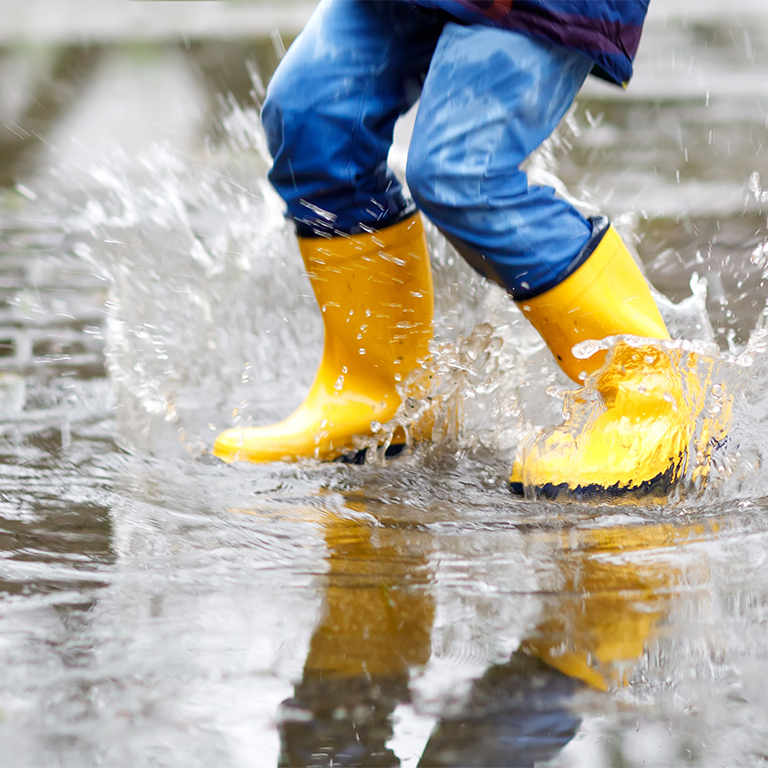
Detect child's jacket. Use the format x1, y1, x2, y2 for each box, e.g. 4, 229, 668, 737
412, 0, 650, 87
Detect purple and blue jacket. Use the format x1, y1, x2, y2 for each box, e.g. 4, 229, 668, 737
412, 0, 650, 87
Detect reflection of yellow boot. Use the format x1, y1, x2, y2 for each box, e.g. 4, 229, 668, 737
509, 224, 727, 497
213, 213, 433, 463
303, 509, 433, 679
277, 505, 434, 767
521, 518, 717, 690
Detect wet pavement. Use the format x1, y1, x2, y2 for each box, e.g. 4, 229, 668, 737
2, 1, 768, 766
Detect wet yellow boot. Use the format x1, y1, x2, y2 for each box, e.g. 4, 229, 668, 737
213, 213, 433, 463
509, 223, 728, 497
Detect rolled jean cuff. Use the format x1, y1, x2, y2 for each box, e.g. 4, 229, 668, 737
292, 200, 417, 238
512, 215, 610, 301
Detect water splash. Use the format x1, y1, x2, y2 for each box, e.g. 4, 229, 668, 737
54, 104, 541, 461
61, 134, 322, 457
48, 99, 768, 505
353, 321, 522, 464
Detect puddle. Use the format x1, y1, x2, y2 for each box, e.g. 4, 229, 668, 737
2, 2, 768, 766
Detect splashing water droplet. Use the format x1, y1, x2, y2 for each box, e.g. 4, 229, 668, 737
573, 338, 607, 360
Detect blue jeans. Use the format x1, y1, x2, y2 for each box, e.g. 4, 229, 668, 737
262, 0, 595, 298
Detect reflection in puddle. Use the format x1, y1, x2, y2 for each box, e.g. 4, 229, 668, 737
524, 521, 715, 694
278, 507, 433, 766
272, 495, 718, 767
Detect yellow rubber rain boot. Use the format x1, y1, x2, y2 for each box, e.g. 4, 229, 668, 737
213, 213, 433, 463
509, 223, 729, 498
516, 224, 670, 385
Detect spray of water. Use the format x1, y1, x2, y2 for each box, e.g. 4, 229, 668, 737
53, 98, 768, 504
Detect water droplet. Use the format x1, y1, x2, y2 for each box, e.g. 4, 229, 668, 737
334, 375, 344, 392
359, 348, 366, 355
342, 366, 348, 374
394, 373, 402, 382
573, 338, 606, 359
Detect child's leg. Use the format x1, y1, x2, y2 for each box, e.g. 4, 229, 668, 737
406, 25, 706, 498
407, 22, 668, 383
262, 0, 443, 235
214, 0, 443, 463
406, 23, 594, 299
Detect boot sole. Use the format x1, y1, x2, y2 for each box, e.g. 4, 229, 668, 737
337, 444, 407, 465
508, 462, 678, 500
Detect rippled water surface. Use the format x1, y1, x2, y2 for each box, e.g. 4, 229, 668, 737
3, 1, 768, 765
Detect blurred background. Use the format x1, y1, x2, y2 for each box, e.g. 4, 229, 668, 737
0, 0, 315, 185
